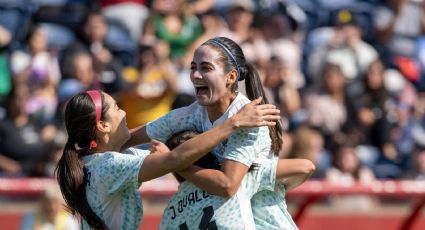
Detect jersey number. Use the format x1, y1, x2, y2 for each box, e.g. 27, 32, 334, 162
179, 206, 217, 230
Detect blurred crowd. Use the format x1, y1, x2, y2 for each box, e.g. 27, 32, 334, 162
1, 0, 425, 190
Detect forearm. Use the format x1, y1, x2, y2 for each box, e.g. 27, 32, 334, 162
276, 159, 316, 191
280, 172, 313, 191
169, 118, 237, 171
178, 166, 233, 197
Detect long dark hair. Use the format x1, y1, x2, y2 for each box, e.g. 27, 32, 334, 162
204, 37, 282, 156
55, 91, 110, 229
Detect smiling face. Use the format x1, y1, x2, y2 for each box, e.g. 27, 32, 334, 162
190, 45, 235, 106
102, 93, 130, 147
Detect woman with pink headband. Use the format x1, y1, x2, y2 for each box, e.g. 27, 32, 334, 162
55, 90, 280, 229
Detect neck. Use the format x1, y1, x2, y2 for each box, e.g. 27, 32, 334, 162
95, 144, 122, 153
93, 136, 123, 153
207, 92, 237, 122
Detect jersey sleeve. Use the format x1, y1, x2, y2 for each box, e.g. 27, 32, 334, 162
222, 126, 271, 167
101, 148, 150, 194
257, 157, 278, 192
146, 103, 200, 142
241, 157, 278, 199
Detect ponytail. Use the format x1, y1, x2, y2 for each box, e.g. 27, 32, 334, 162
243, 63, 283, 156
56, 140, 108, 229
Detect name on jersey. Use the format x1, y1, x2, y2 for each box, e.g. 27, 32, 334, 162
169, 190, 211, 219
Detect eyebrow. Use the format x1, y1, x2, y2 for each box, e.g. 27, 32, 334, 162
191, 61, 214, 66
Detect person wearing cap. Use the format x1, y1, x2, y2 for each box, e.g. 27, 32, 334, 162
55, 89, 280, 229
308, 9, 378, 84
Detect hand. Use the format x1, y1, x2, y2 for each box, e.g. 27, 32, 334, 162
149, 139, 170, 154
232, 97, 281, 128
0, 155, 22, 174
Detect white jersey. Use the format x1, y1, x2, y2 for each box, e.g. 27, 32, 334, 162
81, 148, 149, 230
159, 157, 277, 230
147, 93, 293, 229
252, 182, 298, 230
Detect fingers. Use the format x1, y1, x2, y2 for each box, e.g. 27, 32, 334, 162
262, 115, 281, 121
150, 139, 161, 151
264, 121, 277, 127
249, 97, 263, 106
255, 103, 276, 110
151, 139, 161, 145
259, 108, 280, 116
254, 120, 276, 127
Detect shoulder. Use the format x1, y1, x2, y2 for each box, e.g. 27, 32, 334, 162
227, 93, 250, 116
86, 151, 142, 166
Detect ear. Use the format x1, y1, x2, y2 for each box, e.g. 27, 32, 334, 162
226, 69, 238, 85
96, 120, 110, 133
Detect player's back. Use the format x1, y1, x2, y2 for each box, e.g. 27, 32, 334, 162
159, 181, 255, 230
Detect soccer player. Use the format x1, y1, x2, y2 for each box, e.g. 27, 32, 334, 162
158, 130, 315, 229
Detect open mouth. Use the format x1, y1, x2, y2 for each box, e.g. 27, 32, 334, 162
195, 85, 209, 96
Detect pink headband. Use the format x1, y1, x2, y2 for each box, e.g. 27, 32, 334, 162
86, 90, 102, 149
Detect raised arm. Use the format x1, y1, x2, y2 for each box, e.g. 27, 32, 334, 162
138, 98, 280, 183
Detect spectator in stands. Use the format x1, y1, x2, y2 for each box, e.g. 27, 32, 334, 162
119, 43, 178, 128
373, 0, 425, 62
308, 10, 378, 86
100, 0, 150, 42
62, 11, 124, 95
325, 143, 377, 211
29, 130, 67, 177
258, 13, 305, 89
142, 0, 203, 66
262, 56, 303, 130
326, 143, 376, 185
66, 51, 102, 91
375, 82, 419, 178
404, 143, 425, 180
304, 62, 359, 150
225, 0, 273, 70
354, 60, 396, 164
183, 9, 232, 67
10, 25, 61, 123
20, 183, 80, 230
0, 84, 56, 176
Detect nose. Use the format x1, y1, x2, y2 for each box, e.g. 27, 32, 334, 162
191, 69, 203, 81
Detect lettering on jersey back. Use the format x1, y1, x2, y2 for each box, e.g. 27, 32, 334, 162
170, 190, 210, 220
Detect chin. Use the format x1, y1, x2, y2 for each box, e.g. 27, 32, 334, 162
196, 96, 216, 106
197, 100, 210, 106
